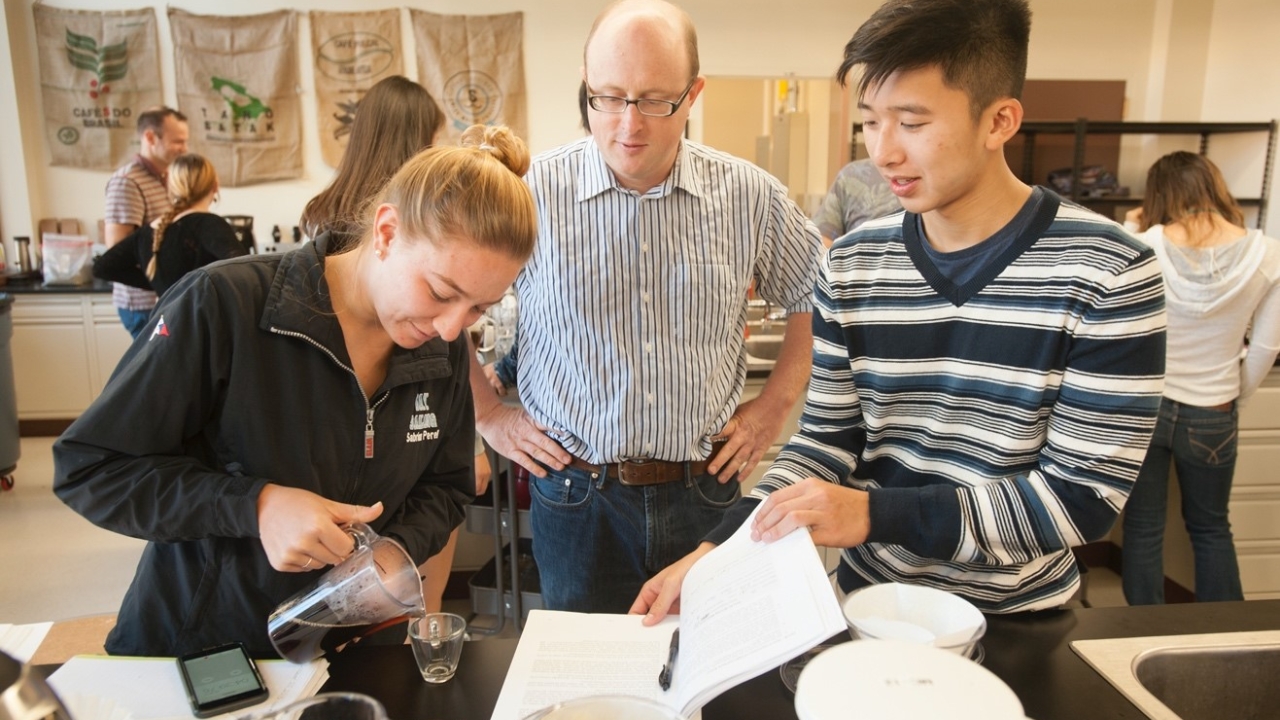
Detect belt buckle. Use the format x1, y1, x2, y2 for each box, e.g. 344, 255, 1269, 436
617, 457, 657, 486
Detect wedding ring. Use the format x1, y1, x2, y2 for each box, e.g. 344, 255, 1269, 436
302, 557, 313, 570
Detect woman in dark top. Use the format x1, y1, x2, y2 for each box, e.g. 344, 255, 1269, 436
94, 153, 247, 296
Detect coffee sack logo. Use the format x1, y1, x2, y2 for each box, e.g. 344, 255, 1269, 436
316, 32, 394, 82
442, 70, 503, 130
56, 126, 80, 145
200, 77, 274, 138
332, 98, 359, 141
65, 29, 127, 100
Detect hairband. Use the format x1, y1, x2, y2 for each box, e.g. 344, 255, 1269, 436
479, 143, 496, 152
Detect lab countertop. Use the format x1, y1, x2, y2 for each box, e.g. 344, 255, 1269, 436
317, 599, 1280, 720
1, 275, 112, 293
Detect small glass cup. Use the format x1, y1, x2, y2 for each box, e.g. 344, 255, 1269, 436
408, 613, 467, 683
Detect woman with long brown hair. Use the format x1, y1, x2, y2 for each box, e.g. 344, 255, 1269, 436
94, 153, 246, 296
300, 75, 444, 247
1122, 151, 1280, 604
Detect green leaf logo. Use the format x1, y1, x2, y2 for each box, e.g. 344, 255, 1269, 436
65, 29, 128, 98
211, 77, 271, 121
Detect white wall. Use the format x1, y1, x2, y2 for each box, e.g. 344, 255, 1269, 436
2, 0, 1278, 245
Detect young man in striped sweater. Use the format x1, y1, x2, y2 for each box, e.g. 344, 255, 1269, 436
634, 0, 1167, 618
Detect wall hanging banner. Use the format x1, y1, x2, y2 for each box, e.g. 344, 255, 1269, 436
32, 3, 162, 171
310, 9, 404, 169
410, 10, 527, 141
169, 8, 302, 186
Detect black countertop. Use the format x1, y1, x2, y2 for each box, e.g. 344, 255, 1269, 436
1, 275, 111, 294
320, 599, 1280, 720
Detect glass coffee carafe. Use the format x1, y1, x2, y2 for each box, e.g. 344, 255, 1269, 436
267, 523, 424, 663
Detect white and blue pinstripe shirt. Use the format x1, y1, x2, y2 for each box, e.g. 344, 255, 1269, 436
515, 137, 822, 464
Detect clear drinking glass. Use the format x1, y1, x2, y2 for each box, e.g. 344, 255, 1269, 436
408, 613, 467, 683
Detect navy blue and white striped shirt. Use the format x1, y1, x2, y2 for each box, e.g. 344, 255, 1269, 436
516, 137, 822, 463
730, 194, 1167, 612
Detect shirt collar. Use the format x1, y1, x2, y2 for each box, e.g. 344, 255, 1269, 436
576, 137, 706, 202
135, 154, 166, 183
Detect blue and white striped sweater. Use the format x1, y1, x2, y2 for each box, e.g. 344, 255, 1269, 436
751, 194, 1167, 612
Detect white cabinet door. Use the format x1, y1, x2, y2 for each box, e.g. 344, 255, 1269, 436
10, 294, 129, 420
90, 297, 132, 395
12, 318, 94, 418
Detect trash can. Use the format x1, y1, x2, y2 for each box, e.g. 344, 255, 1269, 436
0, 293, 18, 490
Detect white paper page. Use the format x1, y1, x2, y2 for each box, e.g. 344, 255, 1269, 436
48, 655, 328, 720
0, 621, 53, 663
672, 505, 845, 715
490, 611, 680, 720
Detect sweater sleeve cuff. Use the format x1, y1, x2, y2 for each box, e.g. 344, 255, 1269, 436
702, 496, 760, 546
866, 486, 963, 559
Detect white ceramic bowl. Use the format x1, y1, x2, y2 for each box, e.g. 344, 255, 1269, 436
841, 583, 986, 657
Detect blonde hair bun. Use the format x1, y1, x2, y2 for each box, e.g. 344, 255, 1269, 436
459, 124, 530, 177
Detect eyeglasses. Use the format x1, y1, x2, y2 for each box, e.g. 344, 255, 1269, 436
586, 79, 697, 117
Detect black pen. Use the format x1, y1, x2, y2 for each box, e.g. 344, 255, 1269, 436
658, 628, 680, 691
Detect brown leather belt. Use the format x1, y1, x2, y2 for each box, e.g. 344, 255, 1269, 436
567, 441, 728, 486
1206, 401, 1234, 413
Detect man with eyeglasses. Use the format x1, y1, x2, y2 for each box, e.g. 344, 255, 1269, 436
469, 0, 822, 613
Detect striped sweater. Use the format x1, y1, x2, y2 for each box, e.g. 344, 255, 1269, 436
716, 192, 1167, 612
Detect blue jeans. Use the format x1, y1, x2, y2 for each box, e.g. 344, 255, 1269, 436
117, 307, 151, 339
529, 464, 740, 613
1122, 397, 1243, 605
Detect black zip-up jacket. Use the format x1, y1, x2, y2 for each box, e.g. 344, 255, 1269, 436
54, 238, 475, 657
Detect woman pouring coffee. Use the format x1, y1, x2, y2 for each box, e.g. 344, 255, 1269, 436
53, 125, 537, 657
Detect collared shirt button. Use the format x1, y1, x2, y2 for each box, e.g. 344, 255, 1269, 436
645, 342, 652, 352
641, 243, 649, 252
642, 292, 650, 302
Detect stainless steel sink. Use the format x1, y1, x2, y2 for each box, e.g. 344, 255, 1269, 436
745, 335, 784, 361
1071, 630, 1280, 720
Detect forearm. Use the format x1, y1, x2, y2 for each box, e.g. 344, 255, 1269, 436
54, 435, 267, 542
1240, 291, 1280, 399
750, 312, 812, 422
468, 336, 506, 430
104, 222, 136, 247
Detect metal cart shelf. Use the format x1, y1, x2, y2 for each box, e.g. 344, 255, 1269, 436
851, 119, 1278, 228
463, 448, 542, 635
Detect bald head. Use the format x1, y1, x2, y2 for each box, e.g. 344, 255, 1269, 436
585, 0, 699, 80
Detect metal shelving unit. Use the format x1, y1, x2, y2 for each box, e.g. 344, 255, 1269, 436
463, 448, 541, 635
851, 119, 1278, 228
1015, 119, 1278, 229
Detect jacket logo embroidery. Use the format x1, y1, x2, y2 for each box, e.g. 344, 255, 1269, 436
406, 392, 439, 443
148, 315, 169, 341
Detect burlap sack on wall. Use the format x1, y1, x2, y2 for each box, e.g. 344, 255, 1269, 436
410, 10, 527, 142
169, 9, 302, 186
32, 3, 162, 171
311, 10, 404, 169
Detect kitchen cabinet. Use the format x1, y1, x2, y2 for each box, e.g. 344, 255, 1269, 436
1230, 368, 1280, 599
10, 291, 130, 420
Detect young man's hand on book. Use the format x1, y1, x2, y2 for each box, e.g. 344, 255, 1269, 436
749, 477, 871, 547
629, 541, 716, 625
